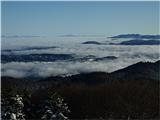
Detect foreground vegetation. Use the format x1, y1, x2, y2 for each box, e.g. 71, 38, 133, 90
2, 78, 159, 119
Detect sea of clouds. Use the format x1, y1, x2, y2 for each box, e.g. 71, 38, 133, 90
2, 37, 160, 78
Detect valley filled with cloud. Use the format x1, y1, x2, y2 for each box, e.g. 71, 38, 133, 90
2, 36, 160, 78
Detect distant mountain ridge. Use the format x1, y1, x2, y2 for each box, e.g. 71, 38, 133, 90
2, 46, 57, 52
120, 39, 160, 45
1, 54, 118, 63
82, 41, 102, 45
109, 34, 160, 39
1, 54, 74, 63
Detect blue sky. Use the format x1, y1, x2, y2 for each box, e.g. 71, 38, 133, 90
2, 1, 159, 37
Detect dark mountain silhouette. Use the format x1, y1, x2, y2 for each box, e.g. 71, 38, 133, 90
110, 60, 160, 81
1, 54, 74, 63
82, 41, 102, 45
109, 34, 160, 39
120, 40, 160, 45
2, 46, 57, 52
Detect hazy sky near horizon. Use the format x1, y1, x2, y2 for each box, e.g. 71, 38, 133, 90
2, 1, 159, 37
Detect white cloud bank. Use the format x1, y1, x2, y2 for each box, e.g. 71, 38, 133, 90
2, 38, 160, 78
2, 57, 159, 78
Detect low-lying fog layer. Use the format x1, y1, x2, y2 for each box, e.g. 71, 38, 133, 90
2, 37, 160, 78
